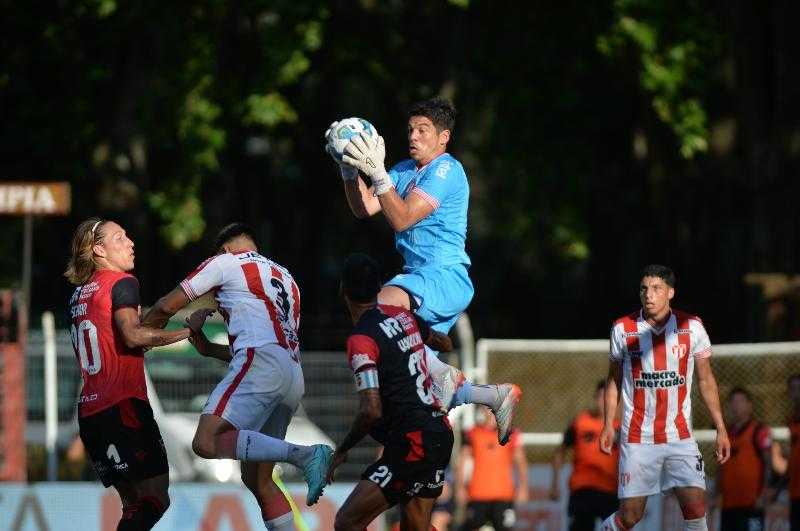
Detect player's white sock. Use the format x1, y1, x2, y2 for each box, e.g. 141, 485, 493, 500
600, 512, 628, 530
684, 516, 707, 531
468, 383, 506, 410
264, 511, 295, 531
451, 381, 472, 407
235, 430, 313, 468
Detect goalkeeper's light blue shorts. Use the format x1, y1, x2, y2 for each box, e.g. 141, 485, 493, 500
385, 264, 474, 335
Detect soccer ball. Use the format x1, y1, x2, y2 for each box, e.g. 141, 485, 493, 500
326, 117, 378, 161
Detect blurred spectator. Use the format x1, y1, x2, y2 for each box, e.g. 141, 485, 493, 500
63, 433, 94, 481
455, 406, 528, 531
717, 387, 773, 531
431, 473, 455, 531
0, 290, 19, 343
787, 374, 800, 529
550, 380, 619, 530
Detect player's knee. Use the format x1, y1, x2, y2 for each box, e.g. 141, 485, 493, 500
334, 509, 360, 531
680, 499, 706, 520
148, 494, 170, 516
118, 496, 169, 530
618, 506, 644, 528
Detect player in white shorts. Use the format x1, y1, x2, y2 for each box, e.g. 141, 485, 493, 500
143, 222, 333, 530
599, 265, 730, 531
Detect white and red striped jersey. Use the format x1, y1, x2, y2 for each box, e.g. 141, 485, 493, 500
610, 309, 711, 445
180, 251, 300, 358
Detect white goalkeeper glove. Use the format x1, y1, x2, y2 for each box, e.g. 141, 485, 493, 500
323, 121, 358, 182
342, 132, 394, 196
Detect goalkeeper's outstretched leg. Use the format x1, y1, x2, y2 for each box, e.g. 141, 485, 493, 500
426, 352, 522, 445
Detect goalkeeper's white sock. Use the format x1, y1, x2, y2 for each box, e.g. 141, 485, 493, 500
684, 517, 707, 531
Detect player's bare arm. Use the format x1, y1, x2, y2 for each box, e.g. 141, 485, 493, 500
600, 360, 621, 454
188, 330, 232, 362
772, 440, 788, 475
326, 388, 382, 483
342, 133, 436, 231
113, 306, 192, 348
758, 429, 776, 507
142, 287, 191, 329
185, 309, 233, 363
343, 176, 382, 218
425, 330, 453, 353
378, 190, 435, 233
695, 357, 731, 463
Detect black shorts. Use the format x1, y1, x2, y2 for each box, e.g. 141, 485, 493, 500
567, 488, 618, 530
78, 398, 168, 488
792, 498, 800, 531
362, 428, 453, 505
720, 507, 764, 531
463, 501, 515, 531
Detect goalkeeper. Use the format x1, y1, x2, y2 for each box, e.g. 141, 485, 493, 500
325, 97, 520, 444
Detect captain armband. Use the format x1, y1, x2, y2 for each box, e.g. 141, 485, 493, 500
354, 368, 379, 391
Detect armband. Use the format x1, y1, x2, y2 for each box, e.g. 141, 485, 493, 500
354, 368, 379, 391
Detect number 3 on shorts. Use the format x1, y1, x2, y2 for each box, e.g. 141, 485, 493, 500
369, 465, 393, 487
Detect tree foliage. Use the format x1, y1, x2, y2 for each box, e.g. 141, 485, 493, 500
2, 0, 798, 342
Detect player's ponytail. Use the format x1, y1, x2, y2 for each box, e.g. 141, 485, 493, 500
64, 217, 106, 285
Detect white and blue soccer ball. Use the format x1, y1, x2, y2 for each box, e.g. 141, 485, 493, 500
326, 117, 378, 161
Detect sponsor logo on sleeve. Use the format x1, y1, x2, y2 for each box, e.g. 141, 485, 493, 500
350, 353, 374, 371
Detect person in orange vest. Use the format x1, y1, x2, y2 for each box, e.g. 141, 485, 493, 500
550, 380, 619, 530
717, 387, 774, 531
454, 406, 528, 531
787, 374, 800, 530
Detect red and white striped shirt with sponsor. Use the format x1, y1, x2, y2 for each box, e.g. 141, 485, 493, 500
180, 251, 300, 358
610, 309, 711, 445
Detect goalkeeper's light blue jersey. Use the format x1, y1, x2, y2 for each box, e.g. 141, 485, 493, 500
388, 153, 470, 270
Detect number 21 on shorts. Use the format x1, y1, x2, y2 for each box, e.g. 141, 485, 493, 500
368, 465, 393, 487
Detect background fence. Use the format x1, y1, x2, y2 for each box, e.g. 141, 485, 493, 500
472, 338, 800, 529
474, 338, 800, 472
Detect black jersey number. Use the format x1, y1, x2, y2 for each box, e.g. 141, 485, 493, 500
270, 277, 291, 319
